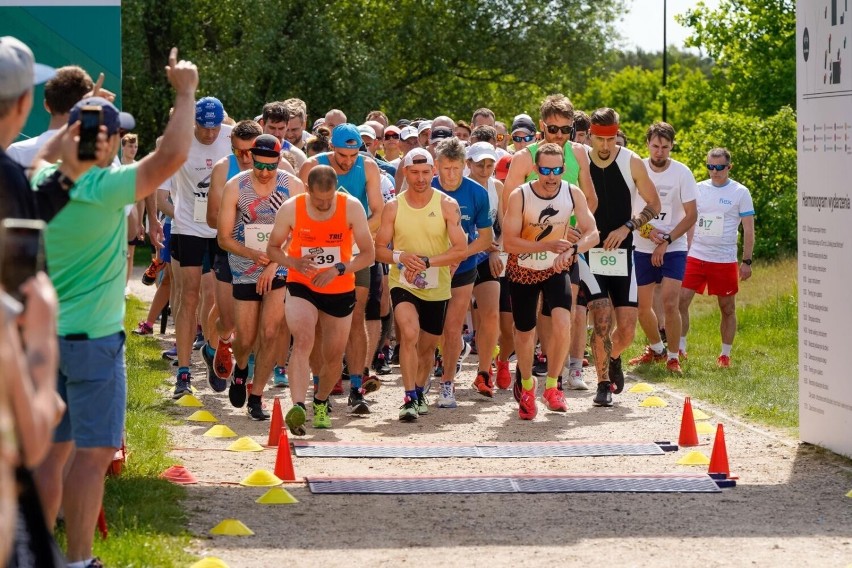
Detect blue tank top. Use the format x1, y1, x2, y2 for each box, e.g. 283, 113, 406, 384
227, 154, 241, 180
431, 176, 492, 274
317, 153, 369, 213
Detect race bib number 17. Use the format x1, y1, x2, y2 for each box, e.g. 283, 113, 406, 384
697, 214, 724, 237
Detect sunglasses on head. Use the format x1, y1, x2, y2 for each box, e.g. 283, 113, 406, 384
543, 122, 574, 136
512, 134, 536, 143
253, 160, 279, 171
538, 165, 565, 176
232, 147, 252, 159
706, 163, 729, 171
496, 133, 506, 142
384, 133, 400, 140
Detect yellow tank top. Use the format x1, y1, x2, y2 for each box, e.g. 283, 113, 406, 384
389, 190, 451, 301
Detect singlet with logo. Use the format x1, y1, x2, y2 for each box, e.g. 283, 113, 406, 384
506, 181, 575, 285
316, 153, 369, 214
286, 193, 355, 294
689, 179, 754, 263
431, 176, 491, 274
168, 124, 233, 238
389, 190, 452, 301
633, 158, 697, 254
525, 141, 581, 184
485, 177, 501, 237
588, 147, 637, 250
228, 170, 291, 284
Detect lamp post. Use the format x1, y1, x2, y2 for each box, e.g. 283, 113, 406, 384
662, 0, 668, 122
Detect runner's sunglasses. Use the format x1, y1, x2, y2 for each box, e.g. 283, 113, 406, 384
512, 134, 536, 143
706, 164, 729, 171
542, 123, 575, 136
253, 160, 279, 171
538, 165, 565, 176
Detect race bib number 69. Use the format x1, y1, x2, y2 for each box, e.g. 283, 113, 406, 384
588, 248, 628, 277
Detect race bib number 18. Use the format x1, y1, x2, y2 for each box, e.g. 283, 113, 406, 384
588, 248, 628, 276
517, 250, 557, 271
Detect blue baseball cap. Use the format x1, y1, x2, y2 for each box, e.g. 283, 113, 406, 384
331, 123, 362, 150
68, 96, 136, 136
195, 96, 224, 128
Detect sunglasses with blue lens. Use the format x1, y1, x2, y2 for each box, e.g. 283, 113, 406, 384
512, 134, 536, 143
706, 163, 728, 171
253, 160, 279, 171
538, 165, 565, 176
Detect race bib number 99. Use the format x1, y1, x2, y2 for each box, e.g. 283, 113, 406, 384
301, 246, 341, 266
697, 214, 724, 237
588, 248, 628, 276
244, 224, 273, 252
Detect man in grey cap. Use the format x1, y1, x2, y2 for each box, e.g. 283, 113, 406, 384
510, 114, 537, 153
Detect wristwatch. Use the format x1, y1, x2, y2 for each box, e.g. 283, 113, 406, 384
335, 262, 346, 275
624, 220, 636, 231
571, 243, 579, 256
423, 257, 431, 268
50, 169, 76, 191
662, 233, 672, 244
742, 258, 752, 265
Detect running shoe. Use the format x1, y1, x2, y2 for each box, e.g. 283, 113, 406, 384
313, 400, 331, 429
564, 369, 589, 390
202, 345, 227, 392
469, 337, 478, 356
415, 392, 429, 415
390, 345, 400, 365
533, 353, 547, 377
347, 389, 370, 415
436, 382, 457, 408
399, 397, 418, 422
373, 351, 391, 375
609, 356, 625, 394
542, 387, 568, 412
172, 370, 192, 399
331, 377, 344, 395
456, 340, 472, 374
659, 327, 667, 345
362, 370, 382, 394
433, 354, 444, 378
247, 353, 255, 380
717, 354, 731, 368
628, 345, 666, 366
247, 398, 270, 420
513, 367, 523, 403
132, 321, 153, 336
214, 338, 234, 380
229, 375, 248, 408
593, 381, 614, 407
666, 358, 683, 375
679, 350, 688, 361
495, 359, 512, 390
141, 258, 165, 286
518, 378, 537, 420
273, 366, 289, 387
473, 371, 494, 398
162, 345, 177, 361
192, 331, 205, 351
285, 405, 307, 436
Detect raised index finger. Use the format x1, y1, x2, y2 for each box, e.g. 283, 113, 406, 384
168, 47, 178, 68
92, 73, 104, 96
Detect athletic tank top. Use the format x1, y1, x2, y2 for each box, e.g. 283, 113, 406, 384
525, 142, 581, 184
507, 181, 575, 285
588, 147, 637, 250
389, 190, 451, 301
486, 177, 501, 237
317, 153, 369, 214
227, 154, 241, 180
229, 170, 291, 284
286, 193, 354, 294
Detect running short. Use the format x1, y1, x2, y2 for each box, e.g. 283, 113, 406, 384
287, 282, 356, 318
538, 262, 578, 317
509, 271, 572, 332
499, 276, 512, 313
355, 265, 371, 289
578, 250, 637, 308
232, 278, 286, 302
451, 267, 478, 288
390, 287, 448, 336
128, 236, 145, 247
170, 234, 215, 273
634, 251, 688, 286
475, 257, 499, 286
366, 262, 383, 321
682, 257, 739, 296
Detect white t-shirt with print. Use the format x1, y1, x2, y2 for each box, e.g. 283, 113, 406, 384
688, 178, 755, 263
634, 158, 696, 254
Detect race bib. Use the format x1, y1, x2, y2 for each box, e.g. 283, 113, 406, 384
517, 250, 557, 271
498, 252, 508, 277
697, 214, 724, 237
588, 248, 628, 277
654, 204, 672, 225
352, 242, 360, 255
244, 224, 273, 252
400, 266, 439, 290
193, 196, 208, 223
301, 246, 341, 266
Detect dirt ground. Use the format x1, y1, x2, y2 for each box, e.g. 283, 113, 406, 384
128, 273, 852, 568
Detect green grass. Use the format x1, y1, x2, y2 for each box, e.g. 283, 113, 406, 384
628, 256, 798, 430
55, 298, 194, 566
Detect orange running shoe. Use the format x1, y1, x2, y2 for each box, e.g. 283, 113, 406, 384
141, 258, 165, 286
665, 358, 683, 375
473, 371, 494, 398
495, 359, 512, 390
518, 379, 537, 420
542, 387, 568, 412
628, 345, 666, 366
213, 337, 234, 380
717, 355, 731, 368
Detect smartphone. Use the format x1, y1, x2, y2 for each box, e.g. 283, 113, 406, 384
77, 105, 103, 161
0, 219, 46, 302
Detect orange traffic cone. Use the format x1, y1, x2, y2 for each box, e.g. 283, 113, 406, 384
160, 465, 198, 484
678, 397, 699, 447
273, 427, 296, 481
708, 423, 731, 477
267, 397, 283, 447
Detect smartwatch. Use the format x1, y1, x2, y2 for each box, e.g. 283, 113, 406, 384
742, 258, 752, 265
335, 262, 346, 275
624, 220, 636, 231
571, 243, 579, 256
662, 233, 672, 244
423, 257, 431, 269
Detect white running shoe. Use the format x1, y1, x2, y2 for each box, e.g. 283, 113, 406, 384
436, 381, 457, 408
456, 340, 472, 374
564, 368, 589, 390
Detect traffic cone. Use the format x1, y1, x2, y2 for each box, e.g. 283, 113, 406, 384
274, 427, 296, 481
267, 397, 283, 447
708, 423, 731, 477
678, 397, 699, 447
160, 465, 198, 484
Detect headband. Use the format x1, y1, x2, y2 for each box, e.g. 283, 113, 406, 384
590, 123, 620, 137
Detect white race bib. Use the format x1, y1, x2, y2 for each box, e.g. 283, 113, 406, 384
193, 196, 208, 223
588, 248, 628, 277
301, 246, 341, 267
697, 214, 724, 237
244, 224, 273, 252
400, 266, 439, 290
517, 250, 557, 271
498, 252, 509, 277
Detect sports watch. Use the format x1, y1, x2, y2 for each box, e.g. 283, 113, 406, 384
662, 233, 672, 244
335, 262, 346, 275
742, 259, 752, 265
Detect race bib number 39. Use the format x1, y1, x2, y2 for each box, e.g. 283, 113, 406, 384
193, 196, 208, 223
588, 248, 628, 276
301, 246, 341, 266
244, 224, 273, 252
517, 250, 557, 271
697, 214, 724, 237
400, 265, 439, 290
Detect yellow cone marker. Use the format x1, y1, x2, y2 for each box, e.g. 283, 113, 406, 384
203, 425, 237, 438
846, 489, 852, 498
256, 487, 299, 504
240, 469, 282, 487
692, 408, 711, 420
209, 519, 254, 536
190, 558, 230, 568
628, 382, 654, 393
639, 396, 668, 407
186, 410, 217, 423
695, 421, 715, 435
677, 450, 710, 465
227, 436, 264, 452
176, 394, 203, 407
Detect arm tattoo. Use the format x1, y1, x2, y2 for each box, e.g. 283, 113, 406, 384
631, 205, 656, 228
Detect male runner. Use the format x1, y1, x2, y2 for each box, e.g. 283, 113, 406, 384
258, 101, 307, 171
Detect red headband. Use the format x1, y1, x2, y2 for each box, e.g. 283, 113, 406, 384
590, 124, 620, 137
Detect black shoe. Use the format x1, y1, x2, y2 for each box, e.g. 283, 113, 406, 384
433, 355, 444, 378
533, 354, 548, 377
609, 356, 625, 394
659, 327, 667, 346
347, 389, 370, 415
512, 367, 522, 403
390, 345, 400, 365
172, 371, 192, 399
202, 345, 227, 393
229, 376, 247, 408
247, 398, 270, 420
373, 352, 391, 375
593, 381, 613, 407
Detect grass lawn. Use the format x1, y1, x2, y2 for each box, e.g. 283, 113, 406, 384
627, 256, 798, 431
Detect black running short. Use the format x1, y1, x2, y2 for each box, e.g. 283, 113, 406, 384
451, 267, 478, 288
232, 278, 286, 302
286, 282, 356, 318
390, 287, 448, 336
509, 271, 573, 332
366, 262, 384, 321
170, 234, 215, 273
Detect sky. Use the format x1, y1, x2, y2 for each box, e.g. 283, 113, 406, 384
615, 0, 721, 53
